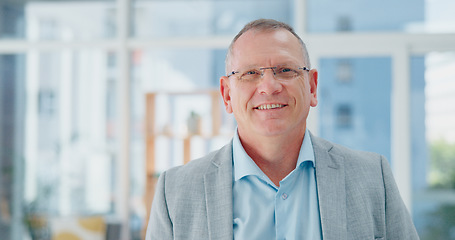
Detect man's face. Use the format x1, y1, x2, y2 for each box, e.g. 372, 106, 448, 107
220, 29, 318, 139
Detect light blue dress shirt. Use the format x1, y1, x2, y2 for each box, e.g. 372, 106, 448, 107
232, 129, 323, 240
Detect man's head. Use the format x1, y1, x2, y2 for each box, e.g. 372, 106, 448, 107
225, 19, 311, 75
220, 19, 318, 140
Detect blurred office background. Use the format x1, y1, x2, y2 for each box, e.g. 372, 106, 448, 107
1, 0, 454, 239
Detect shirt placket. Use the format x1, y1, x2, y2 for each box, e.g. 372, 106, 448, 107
274, 174, 293, 240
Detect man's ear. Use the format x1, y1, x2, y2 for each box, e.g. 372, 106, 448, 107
220, 76, 233, 113
309, 69, 318, 107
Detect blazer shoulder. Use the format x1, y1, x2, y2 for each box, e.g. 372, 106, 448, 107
312, 134, 384, 165
311, 134, 386, 182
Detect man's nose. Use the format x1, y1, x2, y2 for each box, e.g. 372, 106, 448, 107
257, 69, 282, 95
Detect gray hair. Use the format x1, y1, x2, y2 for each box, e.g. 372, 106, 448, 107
225, 19, 311, 74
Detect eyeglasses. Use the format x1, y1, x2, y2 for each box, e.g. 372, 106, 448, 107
227, 65, 310, 82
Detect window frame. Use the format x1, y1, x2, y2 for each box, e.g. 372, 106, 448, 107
2, 0, 455, 239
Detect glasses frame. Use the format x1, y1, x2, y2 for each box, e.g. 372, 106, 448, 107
227, 65, 310, 82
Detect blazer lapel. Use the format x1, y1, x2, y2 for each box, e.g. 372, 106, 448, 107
203, 143, 233, 240
312, 134, 347, 240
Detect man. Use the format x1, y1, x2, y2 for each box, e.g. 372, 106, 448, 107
146, 19, 419, 240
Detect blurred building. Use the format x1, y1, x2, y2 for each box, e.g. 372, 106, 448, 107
307, 0, 426, 186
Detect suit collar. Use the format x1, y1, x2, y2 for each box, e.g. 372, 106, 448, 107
204, 142, 234, 240
311, 133, 347, 240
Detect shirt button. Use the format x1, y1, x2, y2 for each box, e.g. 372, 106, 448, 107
282, 193, 288, 200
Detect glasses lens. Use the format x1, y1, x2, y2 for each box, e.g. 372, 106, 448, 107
275, 66, 299, 80
240, 69, 261, 81
237, 66, 302, 81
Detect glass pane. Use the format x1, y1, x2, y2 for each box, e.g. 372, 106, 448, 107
307, 0, 455, 33
423, 0, 455, 33
0, 54, 26, 240
0, 0, 116, 40
317, 57, 392, 160
412, 52, 455, 239
3, 50, 118, 240
307, 0, 427, 33
132, 0, 293, 38
130, 48, 235, 237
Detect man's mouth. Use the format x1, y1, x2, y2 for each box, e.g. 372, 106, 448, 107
254, 104, 286, 110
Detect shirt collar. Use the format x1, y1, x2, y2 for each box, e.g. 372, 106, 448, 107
233, 128, 315, 182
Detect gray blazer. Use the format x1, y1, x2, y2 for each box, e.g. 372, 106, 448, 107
146, 134, 419, 240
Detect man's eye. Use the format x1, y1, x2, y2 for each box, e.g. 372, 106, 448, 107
245, 70, 259, 75
280, 68, 293, 73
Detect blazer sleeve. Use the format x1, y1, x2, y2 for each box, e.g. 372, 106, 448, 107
145, 171, 173, 240
381, 156, 420, 239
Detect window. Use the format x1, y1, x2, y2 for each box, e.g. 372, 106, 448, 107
1, 0, 455, 239
337, 59, 353, 83
412, 52, 455, 239
337, 16, 352, 32
336, 104, 353, 128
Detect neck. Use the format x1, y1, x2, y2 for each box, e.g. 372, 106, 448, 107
238, 127, 306, 186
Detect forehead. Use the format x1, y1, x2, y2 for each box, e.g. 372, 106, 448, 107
230, 29, 304, 68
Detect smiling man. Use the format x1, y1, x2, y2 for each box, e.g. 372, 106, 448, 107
146, 19, 419, 240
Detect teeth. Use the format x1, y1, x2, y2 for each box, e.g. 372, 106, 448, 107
257, 104, 284, 110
